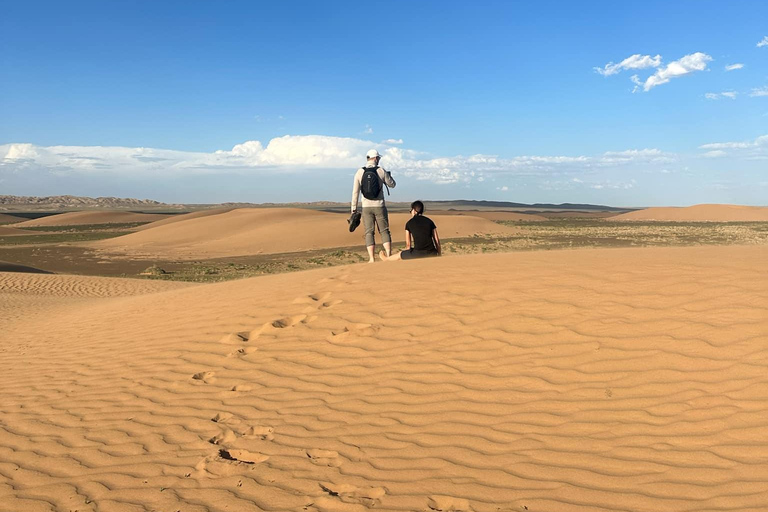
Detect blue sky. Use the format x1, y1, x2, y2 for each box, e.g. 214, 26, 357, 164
1, 0, 767, 206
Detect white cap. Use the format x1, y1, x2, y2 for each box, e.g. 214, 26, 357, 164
366, 149, 381, 159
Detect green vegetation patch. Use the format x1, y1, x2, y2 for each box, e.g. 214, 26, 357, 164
21, 222, 152, 232
138, 248, 370, 283
0, 232, 128, 246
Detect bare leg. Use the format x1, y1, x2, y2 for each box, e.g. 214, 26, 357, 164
366, 245, 375, 263
380, 250, 401, 261
383, 241, 392, 257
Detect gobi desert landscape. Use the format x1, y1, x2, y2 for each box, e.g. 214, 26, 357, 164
4, 3, 768, 511
2, 199, 767, 512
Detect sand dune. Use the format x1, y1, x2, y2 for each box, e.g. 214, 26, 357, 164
0, 272, 192, 341
133, 207, 237, 231
611, 203, 768, 222
432, 210, 547, 221
0, 271, 191, 298
0, 261, 52, 273
0, 226, 43, 236
93, 207, 518, 259
2, 245, 767, 511
0, 213, 24, 224
13, 210, 173, 227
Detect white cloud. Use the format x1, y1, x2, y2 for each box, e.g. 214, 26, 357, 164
589, 179, 636, 190
600, 52, 713, 93
363, 125, 373, 134
496, 186, 509, 191
699, 141, 748, 150
757, 36, 768, 48
705, 91, 738, 100
699, 134, 768, 152
0, 136, 682, 189
600, 148, 674, 164
594, 54, 662, 76
750, 87, 768, 97
725, 63, 744, 71
383, 138, 403, 144
703, 150, 727, 158
634, 52, 712, 92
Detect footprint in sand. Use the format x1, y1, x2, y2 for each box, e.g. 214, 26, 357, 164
227, 346, 258, 358
294, 292, 343, 312
219, 448, 269, 465
427, 496, 473, 512
306, 449, 344, 467
219, 332, 250, 344
271, 315, 307, 328
192, 371, 216, 384
208, 428, 238, 446
293, 292, 332, 304
242, 425, 274, 441
319, 482, 386, 508
211, 412, 236, 424
248, 314, 309, 339
194, 449, 268, 477
329, 323, 379, 341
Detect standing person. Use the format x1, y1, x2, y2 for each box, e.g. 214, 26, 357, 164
380, 200, 441, 261
351, 149, 396, 263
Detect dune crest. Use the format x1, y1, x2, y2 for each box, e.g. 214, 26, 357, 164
13, 210, 172, 227
2, 245, 767, 511
93, 207, 517, 259
611, 203, 768, 221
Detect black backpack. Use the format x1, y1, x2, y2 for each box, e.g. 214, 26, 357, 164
360, 166, 381, 200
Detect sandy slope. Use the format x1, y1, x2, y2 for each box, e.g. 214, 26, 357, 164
0, 213, 24, 224
431, 210, 547, 221
2, 245, 767, 512
93, 208, 517, 259
0, 261, 52, 273
611, 204, 768, 221
133, 207, 237, 231
13, 211, 172, 227
0, 226, 44, 236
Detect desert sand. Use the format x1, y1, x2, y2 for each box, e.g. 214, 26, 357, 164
0, 213, 24, 224
93, 208, 518, 259
0, 226, 43, 237
611, 204, 768, 222
0, 261, 52, 273
431, 211, 547, 221
13, 211, 173, 227
133, 207, 237, 231
2, 244, 767, 512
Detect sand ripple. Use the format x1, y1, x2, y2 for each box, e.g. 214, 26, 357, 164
1, 245, 767, 512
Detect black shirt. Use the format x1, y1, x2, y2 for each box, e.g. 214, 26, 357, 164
405, 215, 437, 252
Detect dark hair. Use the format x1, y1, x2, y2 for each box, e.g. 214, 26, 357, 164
411, 200, 424, 215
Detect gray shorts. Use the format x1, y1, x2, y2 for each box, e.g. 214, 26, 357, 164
362, 206, 391, 246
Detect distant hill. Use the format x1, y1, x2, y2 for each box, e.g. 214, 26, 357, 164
0, 195, 181, 211
0, 195, 634, 213
427, 200, 632, 211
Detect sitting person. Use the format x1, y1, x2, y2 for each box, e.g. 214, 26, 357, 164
380, 200, 441, 261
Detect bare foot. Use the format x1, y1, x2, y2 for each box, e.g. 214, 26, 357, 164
379, 250, 389, 261
368, 258, 376, 264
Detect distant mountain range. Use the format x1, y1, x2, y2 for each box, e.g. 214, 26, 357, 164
0, 195, 179, 210
0, 195, 633, 212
